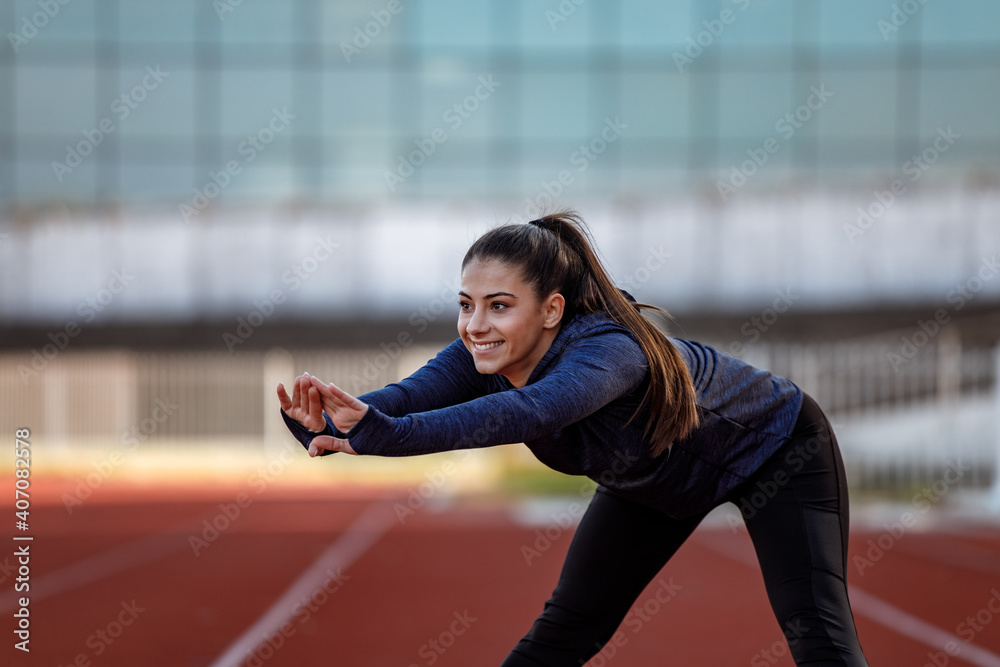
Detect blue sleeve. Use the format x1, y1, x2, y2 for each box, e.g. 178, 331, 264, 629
281, 339, 492, 455
341, 331, 648, 457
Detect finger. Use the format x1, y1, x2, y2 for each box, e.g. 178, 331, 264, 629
307, 386, 325, 432
296, 374, 311, 412
309, 376, 361, 408
277, 383, 292, 411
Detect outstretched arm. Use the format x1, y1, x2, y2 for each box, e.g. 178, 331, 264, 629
308, 331, 648, 458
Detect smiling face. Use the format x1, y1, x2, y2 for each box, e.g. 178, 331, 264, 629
458, 258, 565, 388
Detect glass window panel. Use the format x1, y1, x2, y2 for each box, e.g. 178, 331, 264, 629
519, 71, 590, 138
321, 0, 406, 62
716, 137, 794, 176
219, 2, 297, 43
214, 161, 297, 202
819, 0, 902, 45
414, 0, 492, 49
118, 42, 196, 69
920, 69, 1000, 139
620, 72, 689, 139
0, 65, 11, 129
325, 168, 391, 202
620, 1, 693, 50
11, 0, 96, 43
220, 44, 295, 68
119, 0, 197, 43
518, 0, 592, 51
0, 158, 11, 203
716, 0, 794, 46
815, 70, 895, 139
16, 66, 98, 136
117, 162, 196, 203
327, 137, 392, 193
16, 158, 97, 202
115, 67, 195, 139
620, 138, 688, 173
818, 140, 897, 174
922, 1, 1000, 43
419, 65, 500, 140
518, 139, 598, 199
220, 69, 296, 138
717, 72, 793, 139
322, 68, 393, 137
119, 137, 194, 164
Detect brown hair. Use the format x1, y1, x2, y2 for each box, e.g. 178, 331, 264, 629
461, 210, 698, 456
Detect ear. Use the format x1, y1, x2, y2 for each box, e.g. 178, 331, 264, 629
541, 292, 565, 329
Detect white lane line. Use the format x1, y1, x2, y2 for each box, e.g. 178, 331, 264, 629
694, 530, 1000, 667
209, 495, 400, 667
0, 529, 189, 613
848, 587, 1000, 667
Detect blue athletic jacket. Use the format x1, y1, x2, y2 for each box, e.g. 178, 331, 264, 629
282, 311, 803, 519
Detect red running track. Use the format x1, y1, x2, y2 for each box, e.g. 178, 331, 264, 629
4, 479, 1000, 667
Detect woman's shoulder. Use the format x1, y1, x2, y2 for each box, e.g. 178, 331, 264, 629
548, 311, 647, 366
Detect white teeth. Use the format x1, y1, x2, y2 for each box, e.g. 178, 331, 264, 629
474, 341, 502, 350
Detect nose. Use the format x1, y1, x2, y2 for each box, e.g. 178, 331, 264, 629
466, 306, 489, 336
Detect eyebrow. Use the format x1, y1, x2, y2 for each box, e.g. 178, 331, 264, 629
458, 290, 518, 299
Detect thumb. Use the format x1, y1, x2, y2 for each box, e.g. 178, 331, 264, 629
309, 435, 357, 456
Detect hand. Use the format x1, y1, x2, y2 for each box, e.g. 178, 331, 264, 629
277, 373, 361, 457
277, 372, 327, 433
307, 375, 369, 433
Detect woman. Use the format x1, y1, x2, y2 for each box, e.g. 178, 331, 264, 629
277, 211, 870, 666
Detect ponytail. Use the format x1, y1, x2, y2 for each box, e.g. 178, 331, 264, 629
462, 210, 699, 456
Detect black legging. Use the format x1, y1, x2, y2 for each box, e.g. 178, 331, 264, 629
501, 393, 869, 666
